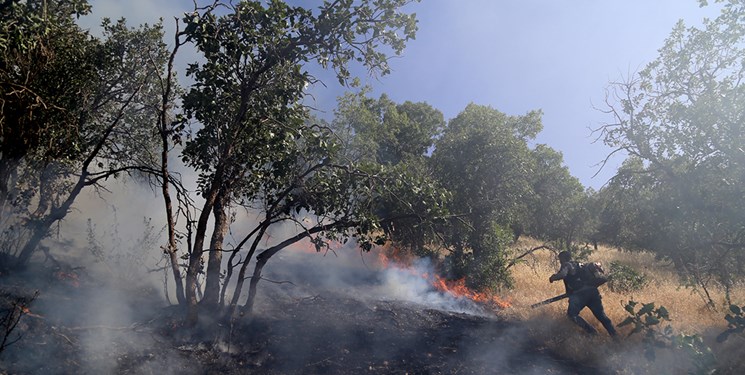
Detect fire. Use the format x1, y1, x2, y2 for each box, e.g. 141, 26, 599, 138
377, 244, 414, 269
377, 245, 512, 310
431, 275, 511, 309
20, 306, 44, 319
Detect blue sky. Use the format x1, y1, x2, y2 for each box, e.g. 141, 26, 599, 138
82, 0, 721, 190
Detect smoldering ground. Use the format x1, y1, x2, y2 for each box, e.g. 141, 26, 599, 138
1, 212, 597, 375
0, 182, 613, 374
235, 246, 600, 374
0, 183, 196, 374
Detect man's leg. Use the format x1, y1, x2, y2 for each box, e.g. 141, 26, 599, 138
567, 295, 597, 335
587, 292, 617, 337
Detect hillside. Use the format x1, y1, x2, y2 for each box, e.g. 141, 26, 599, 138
2, 240, 744, 374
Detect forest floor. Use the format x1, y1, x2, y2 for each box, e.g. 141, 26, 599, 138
0, 260, 603, 375
3, 240, 745, 374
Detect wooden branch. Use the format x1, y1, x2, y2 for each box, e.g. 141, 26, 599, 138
506, 245, 554, 270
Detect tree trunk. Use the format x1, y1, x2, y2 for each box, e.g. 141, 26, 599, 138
201, 193, 229, 309
184, 182, 221, 326
241, 250, 270, 318
161, 175, 186, 305
236, 224, 337, 319
15, 171, 87, 267
158, 26, 186, 306
0, 158, 19, 218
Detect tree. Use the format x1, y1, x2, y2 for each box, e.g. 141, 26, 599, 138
175, 0, 421, 323
597, 0, 745, 304
330, 90, 446, 253
0, 1, 172, 268
430, 103, 541, 288
0, 0, 96, 213
524, 144, 586, 246
332, 90, 445, 165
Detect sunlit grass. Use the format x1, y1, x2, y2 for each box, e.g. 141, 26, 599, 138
498, 237, 745, 373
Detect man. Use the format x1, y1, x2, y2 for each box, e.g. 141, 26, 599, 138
549, 251, 617, 337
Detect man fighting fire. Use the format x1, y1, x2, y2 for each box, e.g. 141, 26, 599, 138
549, 251, 617, 337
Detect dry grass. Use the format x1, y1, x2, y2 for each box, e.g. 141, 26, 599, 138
496, 238, 745, 374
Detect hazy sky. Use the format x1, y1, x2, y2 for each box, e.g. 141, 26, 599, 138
81, 0, 721, 190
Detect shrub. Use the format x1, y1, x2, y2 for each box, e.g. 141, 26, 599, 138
619, 300, 716, 374
465, 224, 515, 291
608, 261, 648, 293
717, 303, 745, 343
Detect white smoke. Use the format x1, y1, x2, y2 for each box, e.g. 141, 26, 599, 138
262, 245, 492, 316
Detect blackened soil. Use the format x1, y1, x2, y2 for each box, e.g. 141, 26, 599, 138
0, 267, 601, 375
201, 294, 600, 375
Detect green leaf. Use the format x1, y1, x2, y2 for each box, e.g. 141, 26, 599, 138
657, 306, 670, 320
638, 302, 655, 316
624, 302, 636, 314
730, 304, 742, 315
618, 317, 635, 327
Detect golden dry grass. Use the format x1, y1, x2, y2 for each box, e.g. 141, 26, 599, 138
496, 238, 745, 374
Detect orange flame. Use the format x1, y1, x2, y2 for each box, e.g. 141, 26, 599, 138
432, 275, 511, 309
54, 271, 80, 288
377, 244, 412, 268
377, 246, 511, 310
20, 306, 44, 319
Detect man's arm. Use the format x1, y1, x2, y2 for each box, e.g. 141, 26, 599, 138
549, 263, 569, 283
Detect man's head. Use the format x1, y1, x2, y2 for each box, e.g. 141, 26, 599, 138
557, 251, 572, 264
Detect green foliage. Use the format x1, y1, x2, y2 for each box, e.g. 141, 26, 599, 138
466, 223, 515, 290
179, 0, 421, 196
0, 0, 98, 163
330, 90, 448, 255
596, 0, 745, 300
523, 144, 586, 244
0, 0, 172, 267
332, 89, 444, 165
716, 303, 745, 343
619, 300, 717, 374
431, 104, 539, 287
607, 261, 649, 293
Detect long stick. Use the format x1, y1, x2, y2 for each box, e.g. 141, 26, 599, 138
531, 285, 598, 308
530, 293, 568, 308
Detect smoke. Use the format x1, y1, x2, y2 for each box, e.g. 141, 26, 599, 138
259, 242, 494, 316
0, 179, 199, 374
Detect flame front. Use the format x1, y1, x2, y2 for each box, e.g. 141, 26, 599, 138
378, 246, 511, 310
432, 275, 511, 309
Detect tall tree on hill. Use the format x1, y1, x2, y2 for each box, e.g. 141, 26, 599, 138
177, 0, 427, 323
330, 90, 446, 253
431, 103, 541, 289
597, 0, 745, 304
525, 144, 586, 246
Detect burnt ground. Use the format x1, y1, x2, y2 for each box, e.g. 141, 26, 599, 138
0, 262, 604, 375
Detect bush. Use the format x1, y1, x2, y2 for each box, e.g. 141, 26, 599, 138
465, 224, 515, 291
717, 303, 745, 343
608, 261, 648, 293
619, 300, 716, 373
